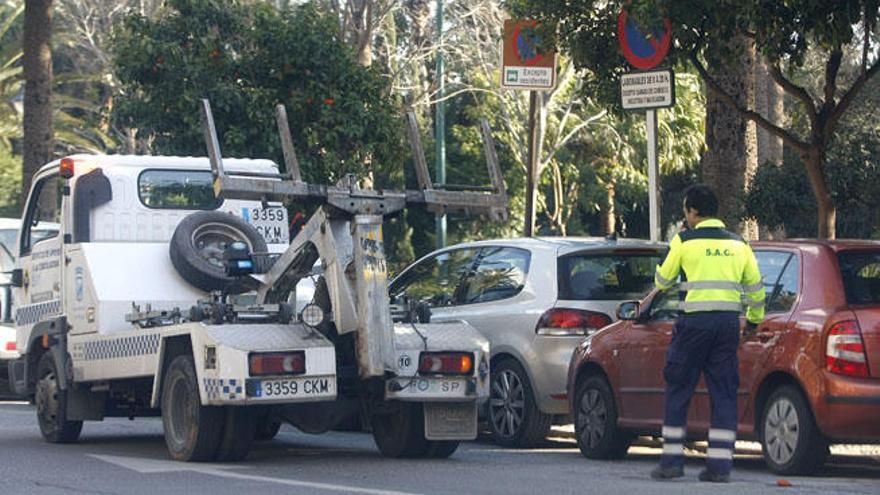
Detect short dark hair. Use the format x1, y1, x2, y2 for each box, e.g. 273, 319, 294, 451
683, 184, 719, 217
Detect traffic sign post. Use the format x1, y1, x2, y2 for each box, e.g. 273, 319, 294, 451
617, 9, 674, 242
501, 19, 557, 237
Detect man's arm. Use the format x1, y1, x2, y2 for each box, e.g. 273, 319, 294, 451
742, 246, 766, 325
654, 235, 682, 291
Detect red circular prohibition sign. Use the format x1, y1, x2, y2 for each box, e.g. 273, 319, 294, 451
617, 10, 672, 70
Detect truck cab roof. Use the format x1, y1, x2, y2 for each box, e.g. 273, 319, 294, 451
37, 154, 280, 177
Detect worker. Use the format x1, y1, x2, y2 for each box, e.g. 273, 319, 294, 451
650, 184, 765, 483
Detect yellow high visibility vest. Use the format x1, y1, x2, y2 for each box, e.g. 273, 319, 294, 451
655, 219, 765, 324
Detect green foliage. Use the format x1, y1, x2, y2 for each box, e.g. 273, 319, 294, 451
0, 149, 22, 218
746, 82, 880, 239
111, 0, 405, 183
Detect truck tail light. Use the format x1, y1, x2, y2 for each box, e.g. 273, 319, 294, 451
249, 351, 305, 376
825, 320, 869, 378
418, 352, 473, 375
5, 341, 15, 351
536, 308, 612, 336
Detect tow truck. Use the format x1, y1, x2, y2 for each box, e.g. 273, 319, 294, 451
7, 100, 509, 461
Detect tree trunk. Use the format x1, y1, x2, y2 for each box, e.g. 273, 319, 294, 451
802, 148, 836, 239
754, 57, 784, 167
766, 65, 784, 166
700, 34, 758, 239
603, 180, 616, 236
22, 0, 54, 201
755, 57, 786, 239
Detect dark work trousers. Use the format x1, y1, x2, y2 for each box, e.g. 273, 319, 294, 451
659, 311, 740, 475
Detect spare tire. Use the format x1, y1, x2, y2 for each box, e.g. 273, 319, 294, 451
170, 211, 267, 293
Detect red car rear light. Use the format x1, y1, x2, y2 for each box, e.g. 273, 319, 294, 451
249, 351, 305, 376
4, 341, 15, 351
418, 352, 473, 375
825, 320, 869, 378
536, 308, 612, 336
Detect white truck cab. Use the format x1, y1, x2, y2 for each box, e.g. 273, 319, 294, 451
9, 150, 491, 462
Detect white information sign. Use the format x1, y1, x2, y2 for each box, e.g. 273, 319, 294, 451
503, 66, 555, 90
620, 69, 675, 110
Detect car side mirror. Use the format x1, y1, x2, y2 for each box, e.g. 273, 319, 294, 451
617, 301, 640, 321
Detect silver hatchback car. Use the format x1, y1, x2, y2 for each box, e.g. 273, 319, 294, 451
389, 237, 666, 447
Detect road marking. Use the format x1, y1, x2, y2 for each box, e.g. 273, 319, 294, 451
90, 454, 421, 495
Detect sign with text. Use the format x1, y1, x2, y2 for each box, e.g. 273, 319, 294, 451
501, 19, 557, 90
620, 69, 675, 110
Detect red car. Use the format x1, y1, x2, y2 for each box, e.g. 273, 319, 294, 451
567, 240, 880, 474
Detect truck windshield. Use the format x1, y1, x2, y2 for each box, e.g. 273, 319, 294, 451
838, 251, 880, 305
138, 170, 222, 210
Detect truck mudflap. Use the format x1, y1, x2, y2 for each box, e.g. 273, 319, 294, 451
187, 322, 338, 406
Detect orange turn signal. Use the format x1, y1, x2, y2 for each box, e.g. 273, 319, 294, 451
418, 352, 474, 376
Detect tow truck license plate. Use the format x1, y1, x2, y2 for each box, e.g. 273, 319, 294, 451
247, 376, 335, 400
240, 207, 289, 245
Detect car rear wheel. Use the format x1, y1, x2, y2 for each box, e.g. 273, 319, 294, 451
574, 375, 632, 459
488, 359, 552, 448
760, 385, 829, 474
35, 352, 83, 443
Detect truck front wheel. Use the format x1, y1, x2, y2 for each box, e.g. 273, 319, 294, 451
371, 402, 429, 458
161, 355, 224, 461
35, 352, 83, 443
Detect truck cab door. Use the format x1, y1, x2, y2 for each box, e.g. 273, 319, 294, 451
14, 171, 64, 345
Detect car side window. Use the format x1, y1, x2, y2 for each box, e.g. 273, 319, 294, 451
755, 250, 799, 313
461, 247, 531, 304
21, 174, 62, 255
648, 290, 683, 321
390, 248, 478, 308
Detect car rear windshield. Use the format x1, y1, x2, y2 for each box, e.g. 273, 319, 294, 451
838, 251, 880, 305
558, 251, 664, 301
138, 169, 222, 210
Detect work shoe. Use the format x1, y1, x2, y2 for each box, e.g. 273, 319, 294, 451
650, 465, 684, 480
698, 469, 730, 483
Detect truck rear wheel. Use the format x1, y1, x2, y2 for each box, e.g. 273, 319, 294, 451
35, 352, 83, 443
215, 406, 256, 461
371, 402, 429, 458
254, 410, 283, 441
425, 440, 460, 458
161, 355, 223, 461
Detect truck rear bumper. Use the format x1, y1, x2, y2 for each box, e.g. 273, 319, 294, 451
386, 376, 484, 402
